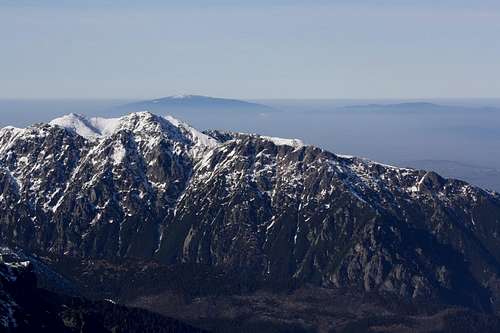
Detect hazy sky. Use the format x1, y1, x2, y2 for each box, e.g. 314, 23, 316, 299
1, 0, 500, 99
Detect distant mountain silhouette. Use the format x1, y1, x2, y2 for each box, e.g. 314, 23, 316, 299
342, 102, 443, 110
112, 94, 275, 116
341, 101, 500, 113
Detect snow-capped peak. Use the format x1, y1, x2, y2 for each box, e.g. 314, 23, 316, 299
49, 112, 219, 157
50, 112, 160, 139
49, 113, 120, 139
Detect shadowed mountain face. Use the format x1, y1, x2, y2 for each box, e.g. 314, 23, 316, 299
3, 255, 499, 333
1, 111, 500, 332
0, 257, 209, 332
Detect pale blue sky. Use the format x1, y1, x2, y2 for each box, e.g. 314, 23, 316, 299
1, 0, 499, 99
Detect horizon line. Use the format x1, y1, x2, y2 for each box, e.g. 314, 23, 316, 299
1, 96, 500, 101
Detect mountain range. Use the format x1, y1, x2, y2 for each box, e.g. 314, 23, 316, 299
1, 111, 500, 332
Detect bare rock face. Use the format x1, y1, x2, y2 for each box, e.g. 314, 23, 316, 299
1, 112, 500, 315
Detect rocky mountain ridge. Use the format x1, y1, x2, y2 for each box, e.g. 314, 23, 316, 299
1, 111, 500, 318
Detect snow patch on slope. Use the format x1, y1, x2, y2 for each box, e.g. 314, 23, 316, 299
261, 136, 304, 148
112, 143, 126, 165
0, 126, 23, 134
168, 94, 193, 99
89, 117, 121, 136
164, 115, 219, 156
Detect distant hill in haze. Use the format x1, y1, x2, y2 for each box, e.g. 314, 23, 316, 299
341, 102, 448, 112
111, 94, 276, 116
347, 102, 439, 108
339, 101, 500, 113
